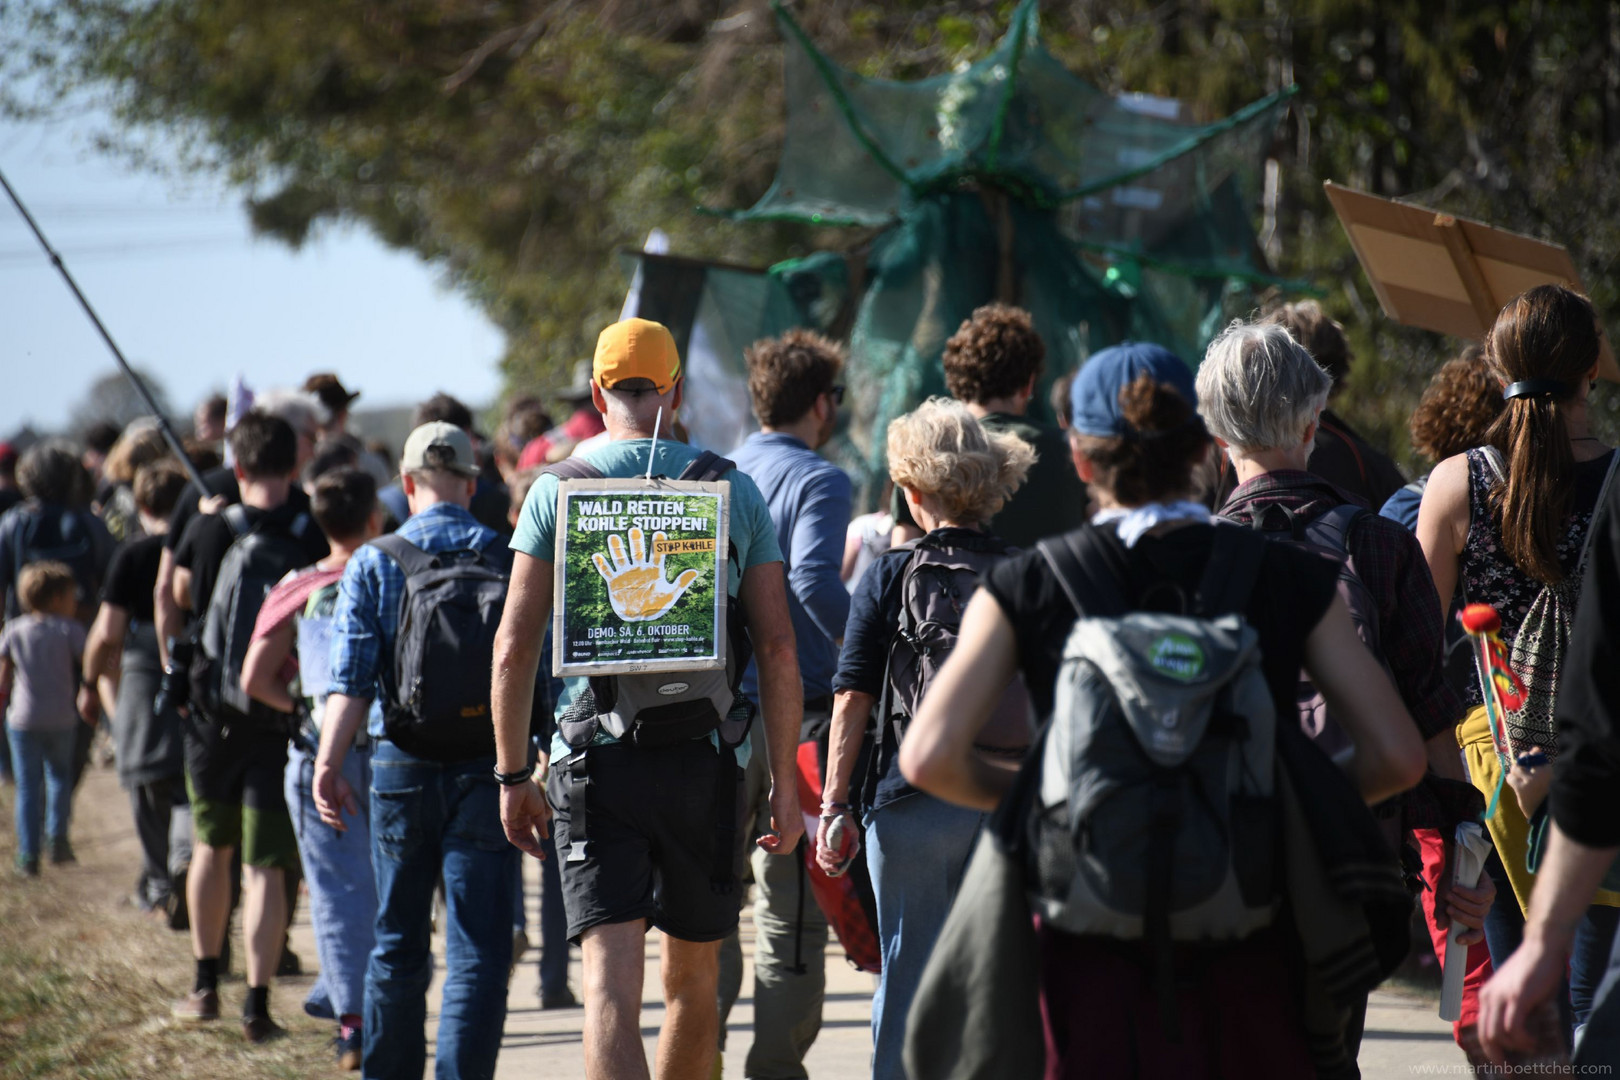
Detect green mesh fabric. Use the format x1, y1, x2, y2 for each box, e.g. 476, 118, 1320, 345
690, 0, 1300, 502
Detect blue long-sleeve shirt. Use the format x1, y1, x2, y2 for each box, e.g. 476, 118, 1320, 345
730, 431, 852, 702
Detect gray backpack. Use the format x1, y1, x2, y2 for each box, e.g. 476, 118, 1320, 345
1033, 524, 1278, 1029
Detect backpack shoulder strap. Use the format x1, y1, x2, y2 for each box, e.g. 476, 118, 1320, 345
1303, 502, 1367, 555
222, 503, 252, 539
677, 451, 736, 483
1036, 526, 1129, 619
369, 533, 439, 579
540, 458, 606, 482
1195, 523, 1266, 617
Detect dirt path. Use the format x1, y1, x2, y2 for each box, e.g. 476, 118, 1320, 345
4, 762, 1467, 1078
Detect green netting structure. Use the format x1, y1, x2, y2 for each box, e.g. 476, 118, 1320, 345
648, 0, 1299, 500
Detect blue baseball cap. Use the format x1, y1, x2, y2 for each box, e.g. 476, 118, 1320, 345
1069, 341, 1196, 438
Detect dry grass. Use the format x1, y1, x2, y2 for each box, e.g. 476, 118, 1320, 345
0, 768, 335, 1080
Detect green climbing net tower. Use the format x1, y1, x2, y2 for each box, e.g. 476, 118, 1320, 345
650, 0, 1297, 498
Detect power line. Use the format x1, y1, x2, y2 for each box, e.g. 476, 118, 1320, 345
0, 234, 252, 264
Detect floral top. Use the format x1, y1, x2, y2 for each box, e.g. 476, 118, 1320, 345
1457, 446, 1617, 706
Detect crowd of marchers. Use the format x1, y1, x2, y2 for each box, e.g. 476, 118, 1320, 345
4, 285, 1620, 1080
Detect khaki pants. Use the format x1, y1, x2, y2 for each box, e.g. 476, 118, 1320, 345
717, 718, 832, 1079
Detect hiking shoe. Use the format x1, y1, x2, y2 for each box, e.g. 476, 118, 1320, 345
171, 989, 220, 1023
48, 837, 74, 865
332, 1028, 363, 1071
276, 945, 302, 977
242, 1014, 286, 1044
540, 986, 578, 1010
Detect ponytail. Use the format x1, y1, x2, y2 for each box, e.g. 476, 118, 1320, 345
1484, 285, 1600, 585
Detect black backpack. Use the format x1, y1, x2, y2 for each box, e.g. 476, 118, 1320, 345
865, 533, 1032, 806
190, 504, 315, 725
1249, 502, 1385, 764
6, 502, 112, 623
373, 533, 513, 762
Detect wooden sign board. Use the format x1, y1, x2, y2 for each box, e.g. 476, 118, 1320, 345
1323, 181, 1619, 380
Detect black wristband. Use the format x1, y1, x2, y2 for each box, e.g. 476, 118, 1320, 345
493, 765, 535, 787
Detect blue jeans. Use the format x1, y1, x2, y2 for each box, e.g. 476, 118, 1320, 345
364, 741, 516, 1080
288, 742, 376, 1021
8, 726, 76, 864
1482, 848, 1620, 1036
865, 794, 985, 1080
1577, 912, 1620, 1068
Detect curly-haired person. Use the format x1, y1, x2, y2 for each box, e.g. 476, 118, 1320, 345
1380, 344, 1503, 531
891, 303, 1087, 547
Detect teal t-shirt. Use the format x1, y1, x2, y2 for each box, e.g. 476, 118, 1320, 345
510, 438, 782, 761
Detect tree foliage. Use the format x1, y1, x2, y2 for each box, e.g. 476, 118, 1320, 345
8, 1, 1620, 464
73, 368, 173, 430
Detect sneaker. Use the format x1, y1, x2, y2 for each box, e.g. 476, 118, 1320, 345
48, 837, 75, 865
242, 1014, 286, 1044
332, 1028, 363, 1071
540, 986, 578, 1010
13, 856, 39, 879
171, 989, 220, 1023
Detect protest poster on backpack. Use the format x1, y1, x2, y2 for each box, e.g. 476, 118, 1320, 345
552, 478, 730, 677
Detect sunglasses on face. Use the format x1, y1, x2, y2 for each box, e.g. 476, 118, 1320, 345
827, 385, 845, 405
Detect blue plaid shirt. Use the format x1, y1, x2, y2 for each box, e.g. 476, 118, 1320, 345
329, 502, 498, 737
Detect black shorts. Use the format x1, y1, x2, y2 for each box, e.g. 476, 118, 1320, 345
548, 738, 745, 944
182, 712, 296, 868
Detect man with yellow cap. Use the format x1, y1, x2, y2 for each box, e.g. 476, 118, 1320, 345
492, 318, 806, 1080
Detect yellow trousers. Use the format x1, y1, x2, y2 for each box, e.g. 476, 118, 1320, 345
1458, 705, 1620, 914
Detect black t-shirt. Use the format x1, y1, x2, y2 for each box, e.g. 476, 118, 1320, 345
981, 522, 1341, 724
1308, 410, 1406, 512
174, 499, 329, 615
1551, 469, 1620, 848
163, 465, 242, 552
0, 487, 20, 520
102, 534, 166, 623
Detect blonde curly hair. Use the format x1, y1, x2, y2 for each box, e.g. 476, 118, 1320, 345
886, 398, 1034, 526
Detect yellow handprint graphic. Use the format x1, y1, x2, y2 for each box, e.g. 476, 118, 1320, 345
591, 527, 702, 622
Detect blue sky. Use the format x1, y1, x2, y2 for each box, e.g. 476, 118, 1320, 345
0, 108, 506, 438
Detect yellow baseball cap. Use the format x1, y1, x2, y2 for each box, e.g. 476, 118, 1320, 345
593, 318, 681, 393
